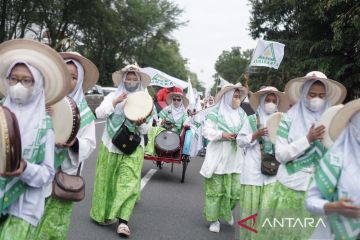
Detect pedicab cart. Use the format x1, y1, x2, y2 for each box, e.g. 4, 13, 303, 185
142, 67, 192, 183
144, 126, 191, 183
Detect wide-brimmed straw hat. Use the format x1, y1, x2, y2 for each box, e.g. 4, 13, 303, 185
0, 39, 70, 105
318, 104, 344, 148
285, 71, 347, 105
250, 86, 290, 112
215, 83, 248, 104
166, 92, 189, 108
328, 99, 360, 143
60, 52, 99, 92
112, 65, 151, 88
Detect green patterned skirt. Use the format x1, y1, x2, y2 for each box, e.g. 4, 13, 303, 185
90, 143, 144, 222
203, 173, 241, 222
32, 196, 73, 240
256, 182, 316, 240
0, 215, 35, 240
239, 184, 263, 240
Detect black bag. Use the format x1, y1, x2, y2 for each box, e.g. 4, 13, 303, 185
260, 151, 280, 176
112, 123, 141, 155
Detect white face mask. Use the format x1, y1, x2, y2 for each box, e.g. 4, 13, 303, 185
8, 83, 33, 104
264, 102, 277, 114
307, 97, 325, 112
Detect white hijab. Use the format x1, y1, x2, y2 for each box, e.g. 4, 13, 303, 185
257, 93, 279, 126
4, 61, 46, 154
65, 59, 85, 104
169, 98, 186, 122
217, 89, 243, 128
287, 80, 331, 141
113, 71, 144, 114
332, 112, 360, 170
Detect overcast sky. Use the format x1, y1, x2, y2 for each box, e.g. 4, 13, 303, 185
171, 0, 257, 90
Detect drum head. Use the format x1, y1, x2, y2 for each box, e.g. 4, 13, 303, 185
51, 96, 80, 144
0, 106, 21, 173
124, 91, 153, 121
155, 130, 180, 153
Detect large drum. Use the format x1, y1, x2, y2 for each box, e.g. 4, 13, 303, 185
155, 130, 180, 157
50, 96, 81, 144
0, 106, 22, 173
124, 91, 153, 121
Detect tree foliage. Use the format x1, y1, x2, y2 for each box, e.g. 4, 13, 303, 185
247, 0, 360, 100
0, 0, 200, 88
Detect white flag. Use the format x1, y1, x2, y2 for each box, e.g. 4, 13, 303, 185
142, 67, 188, 89
187, 77, 196, 108
250, 39, 285, 69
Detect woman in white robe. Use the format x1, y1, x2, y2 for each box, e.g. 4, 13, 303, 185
200, 83, 248, 233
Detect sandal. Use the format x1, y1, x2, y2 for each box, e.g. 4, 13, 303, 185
117, 223, 131, 238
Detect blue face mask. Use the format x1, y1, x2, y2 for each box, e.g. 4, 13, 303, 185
124, 81, 139, 92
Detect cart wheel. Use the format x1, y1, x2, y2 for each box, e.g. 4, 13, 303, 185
180, 155, 190, 183
156, 161, 162, 169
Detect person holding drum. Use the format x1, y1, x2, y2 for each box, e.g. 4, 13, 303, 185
33, 52, 98, 239
90, 65, 153, 238
263, 71, 347, 239
305, 99, 360, 240
200, 83, 248, 233
158, 92, 191, 134
0, 40, 70, 239
236, 86, 289, 240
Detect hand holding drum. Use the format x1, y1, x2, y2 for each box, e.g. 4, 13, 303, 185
49, 96, 80, 148
123, 91, 153, 124
0, 106, 22, 175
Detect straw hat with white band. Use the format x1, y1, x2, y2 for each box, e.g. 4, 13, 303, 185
166, 92, 189, 108
215, 83, 249, 104
317, 104, 344, 148
250, 86, 290, 112
329, 99, 360, 143
0, 39, 71, 105
60, 52, 99, 92
285, 71, 347, 105
112, 65, 151, 88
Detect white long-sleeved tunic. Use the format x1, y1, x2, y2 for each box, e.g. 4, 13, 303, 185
237, 116, 276, 186
200, 119, 244, 178
95, 92, 151, 154
6, 130, 55, 226
44, 120, 96, 197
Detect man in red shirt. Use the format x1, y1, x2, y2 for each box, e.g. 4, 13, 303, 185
156, 86, 183, 109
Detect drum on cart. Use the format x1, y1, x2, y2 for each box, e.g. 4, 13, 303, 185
155, 130, 180, 157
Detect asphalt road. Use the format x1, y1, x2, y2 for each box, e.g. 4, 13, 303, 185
68, 120, 239, 240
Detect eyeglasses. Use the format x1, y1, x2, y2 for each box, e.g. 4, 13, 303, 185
6, 76, 34, 88
173, 98, 182, 102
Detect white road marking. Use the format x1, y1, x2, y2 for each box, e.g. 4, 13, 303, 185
140, 169, 157, 191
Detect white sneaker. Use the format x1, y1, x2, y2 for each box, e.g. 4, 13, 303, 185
227, 214, 234, 226
209, 220, 220, 233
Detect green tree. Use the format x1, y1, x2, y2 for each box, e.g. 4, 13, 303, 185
248, 0, 360, 100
